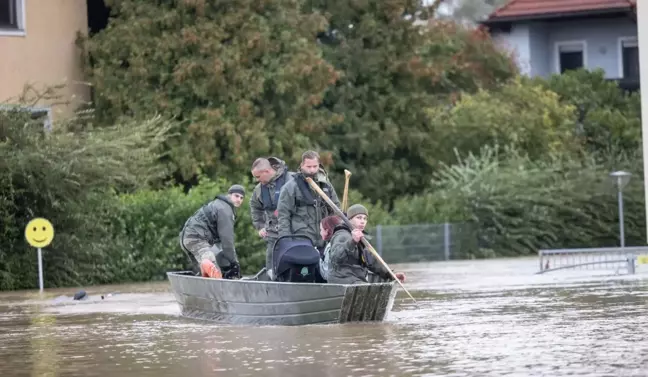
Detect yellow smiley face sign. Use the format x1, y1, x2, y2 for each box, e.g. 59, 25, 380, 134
25, 218, 54, 248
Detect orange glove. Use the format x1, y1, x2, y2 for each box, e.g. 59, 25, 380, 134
200, 260, 222, 279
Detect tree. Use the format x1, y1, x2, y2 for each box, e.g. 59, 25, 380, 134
426, 78, 581, 164
79, 0, 340, 182
307, 0, 517, 203
533, 69, 642, 156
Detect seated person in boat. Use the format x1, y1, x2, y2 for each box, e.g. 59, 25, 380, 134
179, 185, 245, 279
277, 150, 340, 254
319, 205, 406, 284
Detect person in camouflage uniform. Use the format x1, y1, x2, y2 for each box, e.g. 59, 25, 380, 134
250, 157, 296, 278
319, 205, 406, 284
179, 184, 245, 279
277, 150, 340, 252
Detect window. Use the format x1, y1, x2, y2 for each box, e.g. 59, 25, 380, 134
0, 0, 25, 34
30, 107, 53, 131
0, 105, 53, 131
619, 37, 639, 79
555, 41, 586, 74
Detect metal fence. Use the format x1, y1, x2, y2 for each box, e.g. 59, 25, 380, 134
537, 246, 648, 275
367, 222, 478, 263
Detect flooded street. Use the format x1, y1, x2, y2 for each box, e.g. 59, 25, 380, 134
2, 257, 648, 376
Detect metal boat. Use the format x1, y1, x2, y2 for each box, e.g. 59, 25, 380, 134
167, 271, 398, 326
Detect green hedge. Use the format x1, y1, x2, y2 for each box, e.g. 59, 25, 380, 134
106, 177, 264, 278
393, 146, 646, 257
104, 177, 393, 281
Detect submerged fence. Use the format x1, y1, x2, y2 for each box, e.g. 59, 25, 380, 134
367, 222, 478, 263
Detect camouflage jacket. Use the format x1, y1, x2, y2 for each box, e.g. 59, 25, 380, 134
277, 168, 340, 248
180, 195, 238, 264
325, 224, 392, 284
250, 157, 296, 237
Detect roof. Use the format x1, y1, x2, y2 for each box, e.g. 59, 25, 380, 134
483, 0, 635, 24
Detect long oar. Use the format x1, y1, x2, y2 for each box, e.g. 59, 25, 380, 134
341, 169, 352, 212
305, 177, 417, 304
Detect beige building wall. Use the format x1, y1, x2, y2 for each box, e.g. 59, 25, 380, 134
0, 0, 89, 120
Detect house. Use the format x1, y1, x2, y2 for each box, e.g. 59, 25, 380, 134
0, 0, 93, 121
481, 0, 639, 90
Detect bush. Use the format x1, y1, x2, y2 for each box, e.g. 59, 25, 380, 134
105, 179, 398, 280
426, 78, 581, 164
0, 100, 171, 290
393, 145, 645, 257
533, 69, 642, 154
106, 176, 265, 279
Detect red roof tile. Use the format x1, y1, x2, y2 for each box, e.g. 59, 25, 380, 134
487, 0, 635, 21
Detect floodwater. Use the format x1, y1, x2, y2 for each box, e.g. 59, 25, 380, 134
2, 257, 648, 377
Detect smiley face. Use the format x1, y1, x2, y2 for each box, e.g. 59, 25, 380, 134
25, 218, 54, 248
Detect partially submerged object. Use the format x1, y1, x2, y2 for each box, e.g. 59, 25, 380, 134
166, 271, 398, 326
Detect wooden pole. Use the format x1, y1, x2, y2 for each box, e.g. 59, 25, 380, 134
342, 169, 352, 212
305, 177, 417, 304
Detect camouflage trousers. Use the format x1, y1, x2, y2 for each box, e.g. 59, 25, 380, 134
180, 236, 228, 271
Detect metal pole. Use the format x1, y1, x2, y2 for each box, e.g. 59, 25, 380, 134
375, 225, 383, 256
638, 0, 648, 243
618, 181, 625, 248
627, 256, 636, 275
37, 247, 44, 293
443, 223, 451, 261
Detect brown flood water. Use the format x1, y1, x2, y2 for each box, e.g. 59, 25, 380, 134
2, 257, 648, 377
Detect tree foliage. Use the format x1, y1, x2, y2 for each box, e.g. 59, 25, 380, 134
0, 95, 171, 290
310, 3, 517, 202
426, 78, 581, 164
533, 69, 642, 155
80, 0, 340, 181
393, 145, 646, 257
80, 0, 517, 203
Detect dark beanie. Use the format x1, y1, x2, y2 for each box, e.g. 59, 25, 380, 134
347, 204, 368, 219
228, 184, 245, 196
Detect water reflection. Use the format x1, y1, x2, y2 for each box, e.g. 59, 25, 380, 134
1, 257, 648, 376
29, 310, 59, 377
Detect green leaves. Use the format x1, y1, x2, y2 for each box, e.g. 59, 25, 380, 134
316, 9, 517, 203
80, 0, 338, 182
427, 78, 580, 164
80, 1, 518, 204
393, 145, 645, 257
0, 101, 172, 290
533, 69, 642, 154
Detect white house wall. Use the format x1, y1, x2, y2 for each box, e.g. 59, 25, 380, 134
528, 22, 550, 77
492, 24, 532, 75
546, 18, 637, 78
491, 17, 637, 79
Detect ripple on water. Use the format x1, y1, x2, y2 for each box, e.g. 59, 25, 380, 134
1, 258, 648, 376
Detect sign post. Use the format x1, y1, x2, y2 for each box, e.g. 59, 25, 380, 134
24, 218, 55, 293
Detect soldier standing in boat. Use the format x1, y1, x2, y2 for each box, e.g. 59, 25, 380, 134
277, 150, 341, 253
249, 157, 296, 279
179, 184, 246, 279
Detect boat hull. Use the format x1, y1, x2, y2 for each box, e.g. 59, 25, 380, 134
167, 271, 398, 326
